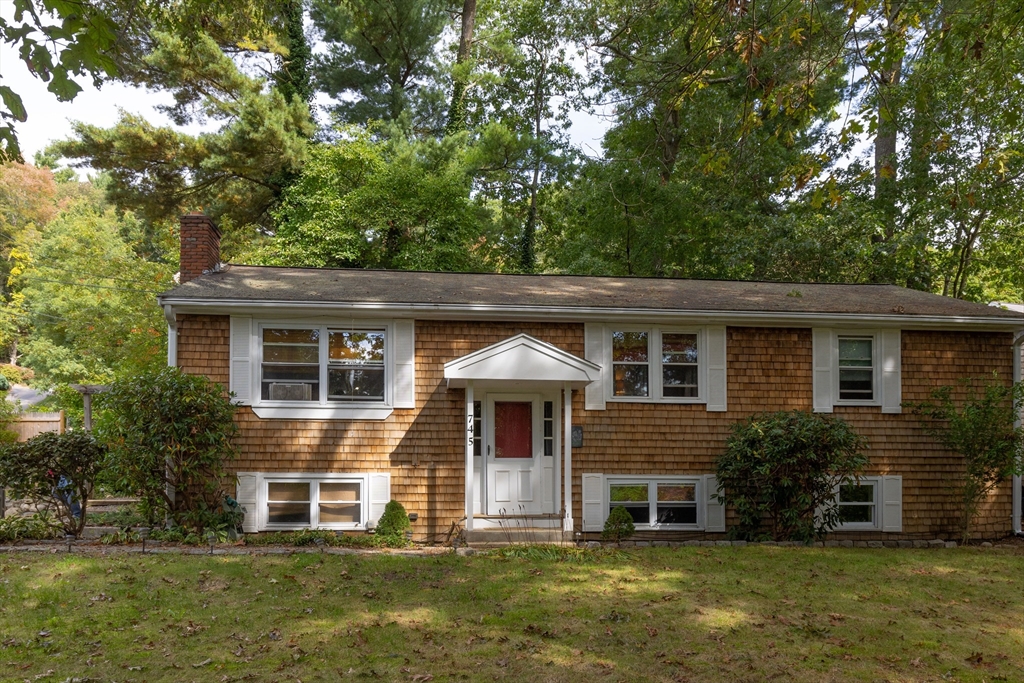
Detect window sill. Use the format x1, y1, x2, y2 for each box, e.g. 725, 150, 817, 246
607, 397, 705, 405
252, 406, 394, 420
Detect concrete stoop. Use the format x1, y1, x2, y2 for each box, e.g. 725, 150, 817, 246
463, 528, 571, 547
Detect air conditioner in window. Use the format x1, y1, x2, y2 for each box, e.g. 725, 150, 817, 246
269, 382, 312, 401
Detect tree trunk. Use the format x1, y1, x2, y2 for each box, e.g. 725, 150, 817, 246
873, 1, 906, 241
444, 0, 478, 136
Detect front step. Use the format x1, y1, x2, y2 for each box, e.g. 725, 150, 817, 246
463, 527, 572, 547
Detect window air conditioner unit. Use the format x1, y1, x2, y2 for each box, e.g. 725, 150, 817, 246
269, 382, 312, 401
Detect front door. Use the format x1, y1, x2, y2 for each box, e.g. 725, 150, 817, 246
486, 394, 543, 515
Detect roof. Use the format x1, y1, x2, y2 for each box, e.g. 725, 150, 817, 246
158, 264, 1024, 324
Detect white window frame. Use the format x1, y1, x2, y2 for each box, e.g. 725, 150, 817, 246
833, 331, 881, 407
605, 327, 706, 404
253, 320, 394, 413
261, 473, 371, 531
834, 476, 882, 531
604, 475, 703, 530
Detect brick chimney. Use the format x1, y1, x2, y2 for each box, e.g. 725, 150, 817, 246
179, 212, 221, 284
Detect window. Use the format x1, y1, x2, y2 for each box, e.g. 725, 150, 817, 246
608, 328, 703, 402
259, 325, 387, 405
265, 477, 365, 529
835, 478, 880, 530
607, 478, 700, 528
838, 336, 874, 401
262, 328, 320, 401
662, 333, 698, 398
473, 400, 482, 457
612, 331, 649, 397
543, 401, 554, 456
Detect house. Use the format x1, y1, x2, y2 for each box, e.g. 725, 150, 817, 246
159, 214, 1024, 542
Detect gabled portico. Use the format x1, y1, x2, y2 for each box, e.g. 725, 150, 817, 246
444, 334, 600, 536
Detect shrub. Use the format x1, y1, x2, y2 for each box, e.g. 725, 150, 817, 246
0, 364, 28, 386
601, 505, 636, 542
0, 512, 63, 542
98, 368, 238, 532
374, 500, 411, 544
907, 378, 1024, 543
716, 410, 868, 542
243, 530, 382, 548
0, 431, 107, 535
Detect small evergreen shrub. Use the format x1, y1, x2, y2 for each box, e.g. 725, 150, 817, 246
370, 500, 412, 547
716, 410, 868, 542
601, 505, 635, 542
375, 500, 411, 537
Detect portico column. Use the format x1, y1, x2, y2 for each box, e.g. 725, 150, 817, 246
563, 381, 573, 533
465, 381, 475, 532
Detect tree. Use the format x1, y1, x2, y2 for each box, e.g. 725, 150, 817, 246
466, 0, 582, 272
6, 192, 173, 384
908, 378, 1024, 543
0, 431, 107, 536
98, 367, 239, 530
311, 0, 449, 132
53, 30, 315, 243
715, 411, 868, 542
248, 129, 488, 271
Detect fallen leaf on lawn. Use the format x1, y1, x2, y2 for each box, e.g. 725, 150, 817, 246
965, 652, 983, 665
411, 675, 433, 682
192, 658, 213, 668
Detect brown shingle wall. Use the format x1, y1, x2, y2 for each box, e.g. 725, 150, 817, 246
177, 315, 1016, 540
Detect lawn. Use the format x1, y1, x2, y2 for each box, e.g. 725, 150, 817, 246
0, 546, 1022, 682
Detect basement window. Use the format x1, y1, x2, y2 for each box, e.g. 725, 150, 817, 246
606, 477, 701, 529
265, 477, 364, 529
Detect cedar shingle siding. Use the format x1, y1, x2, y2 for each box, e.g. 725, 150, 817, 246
177, 315, 1014, 541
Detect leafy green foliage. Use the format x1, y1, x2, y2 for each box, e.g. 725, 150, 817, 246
250, 133, 486, 271
716, 411, 869, 542
243, 529, 383, 549
601, 504, 635, 542
311, 0, 448, 131
54, 30, 314, 240
907, 379, 1024, 543
0, 511, 63, 542
374, 500, 411, 544
0, 431, 108, 535
97, 368, 238, 531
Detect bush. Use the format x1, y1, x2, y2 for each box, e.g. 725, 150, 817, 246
0, 431, 107, 535
0, 364, 29, 387
0, 512, 63, 542
716, 410, 868, 542
374, 500, 411, 544
97, 368, 238, 532
601, 505, 636, 542
243, 530, 383, 548
907, 378, 1024, 543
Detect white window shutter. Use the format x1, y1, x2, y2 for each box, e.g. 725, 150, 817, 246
704, 474, 725, 532
582, 473, 604, 531
584, 324, 606, 410
879, 329, 902, 414
705, 326, 727, 412
229, 316, 252, 405
882, 475, 902, 532
812, 328, 833, 413
367, 473, 391, 527
235, 473, 258, 533
393, 320, 416, 408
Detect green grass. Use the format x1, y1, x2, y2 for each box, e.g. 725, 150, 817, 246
1, 546, 1022, 682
